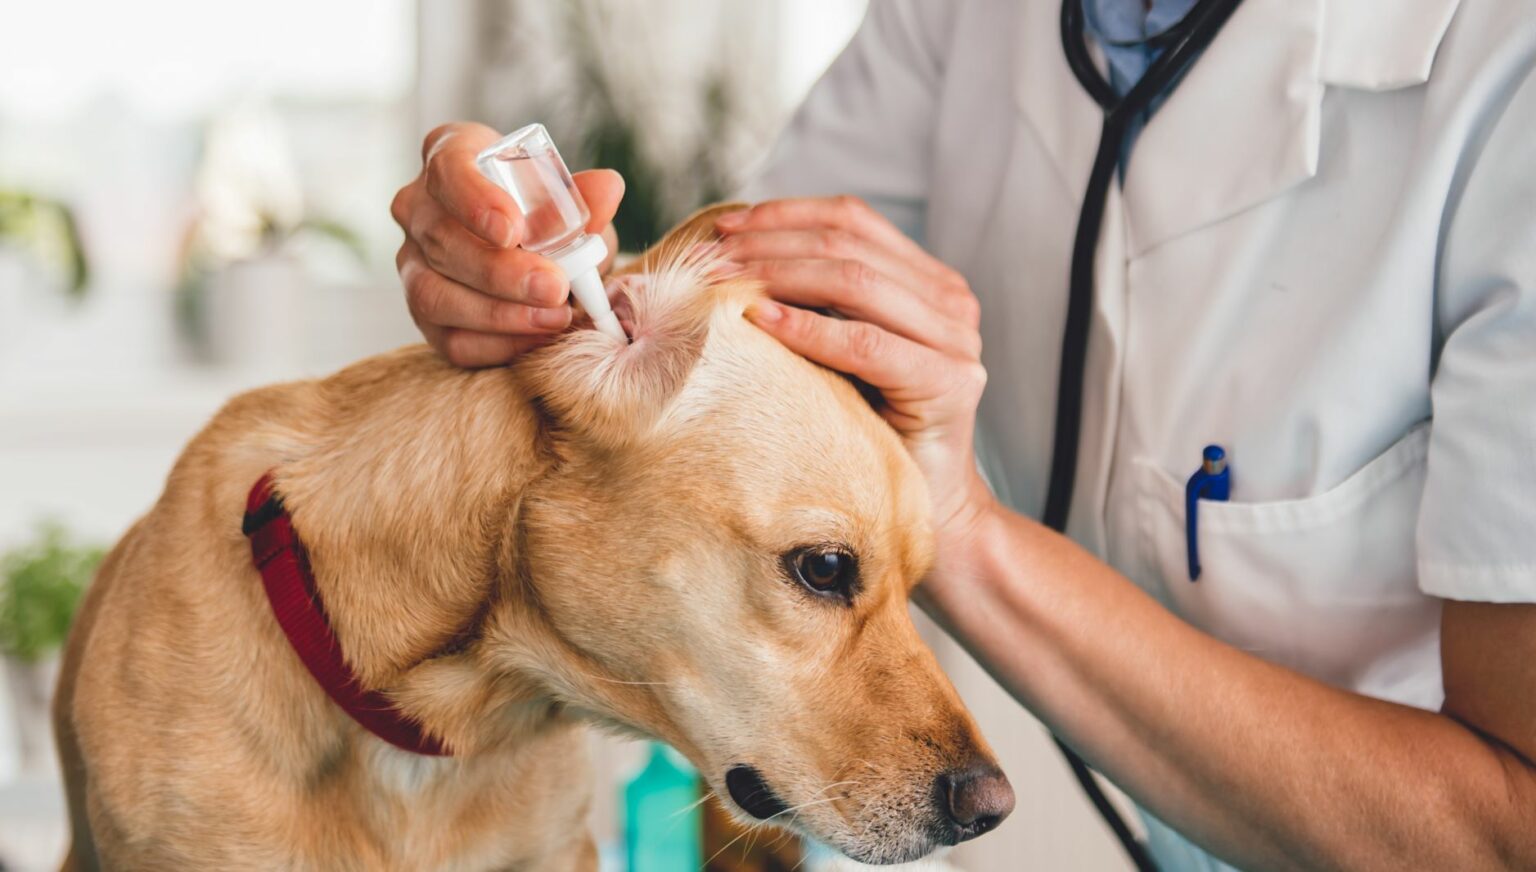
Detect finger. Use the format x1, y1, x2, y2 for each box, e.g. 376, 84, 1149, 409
435, 328, 553, 369
722, 229, 947, 309
716, 196, 953, 284
597, 223, 619, 274
573, 169, 625, 235
401, 245, 572, 335
422, 122, 523, 248
407, 201, 569, 306
745, 258, 979, 359
744, 300, 953, 399
417, 318, 551, 368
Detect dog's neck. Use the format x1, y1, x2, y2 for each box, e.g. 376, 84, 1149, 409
264, 349, 569, 754
258, 230, 752, 755
264, 346, 678, 758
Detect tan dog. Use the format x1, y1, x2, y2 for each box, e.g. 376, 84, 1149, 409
53, 205, 1014, 871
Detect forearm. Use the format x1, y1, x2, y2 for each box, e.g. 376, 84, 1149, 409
919, 501, 1536, 871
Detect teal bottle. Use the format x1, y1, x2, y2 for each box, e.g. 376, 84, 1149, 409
624, 743, 703, 872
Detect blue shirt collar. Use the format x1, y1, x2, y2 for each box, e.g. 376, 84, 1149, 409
1082, 0, 1201, 96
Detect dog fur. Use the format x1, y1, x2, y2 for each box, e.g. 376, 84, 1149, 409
53, 206, 1008, 870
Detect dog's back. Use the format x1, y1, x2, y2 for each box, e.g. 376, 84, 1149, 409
53, 351, 598, 871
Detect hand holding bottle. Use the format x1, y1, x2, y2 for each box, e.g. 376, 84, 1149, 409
392, 122, 625, 367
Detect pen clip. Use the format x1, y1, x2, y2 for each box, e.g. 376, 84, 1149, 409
1184, 445, 1230, 582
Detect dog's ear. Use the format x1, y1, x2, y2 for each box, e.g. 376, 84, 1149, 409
519, 202, 753, 450
615, 201, 748, 278
517, 320, 706, 450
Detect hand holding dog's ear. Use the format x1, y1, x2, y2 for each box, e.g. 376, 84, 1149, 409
723, 196, 995, 539
393, 121, 625, 368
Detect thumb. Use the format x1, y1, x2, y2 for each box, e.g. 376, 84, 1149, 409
574, 169, 626, 234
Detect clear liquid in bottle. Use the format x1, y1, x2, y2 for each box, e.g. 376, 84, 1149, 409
476, 125, 590, 255
476, 124, 626, 341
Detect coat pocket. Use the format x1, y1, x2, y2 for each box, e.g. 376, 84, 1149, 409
1133, 426, 1443, 708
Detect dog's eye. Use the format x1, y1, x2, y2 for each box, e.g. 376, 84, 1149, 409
785, 547, 859, 598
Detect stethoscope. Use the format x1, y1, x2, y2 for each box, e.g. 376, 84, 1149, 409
1045, 1, 1243, 870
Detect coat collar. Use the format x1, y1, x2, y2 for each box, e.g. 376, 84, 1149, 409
1320, 0, 1462, 90
1013, 0, 1463, 257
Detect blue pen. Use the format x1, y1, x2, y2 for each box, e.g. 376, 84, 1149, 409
1184, 445, 1230, 582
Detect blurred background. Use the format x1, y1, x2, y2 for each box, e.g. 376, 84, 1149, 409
0, 1, 1133, 869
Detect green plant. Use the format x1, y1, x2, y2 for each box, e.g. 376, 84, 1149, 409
260, 214, 367, 264
175, 208, 368, 347
0, 523, 104, 662
172, 107, 369, 345
0, 189, 90, 299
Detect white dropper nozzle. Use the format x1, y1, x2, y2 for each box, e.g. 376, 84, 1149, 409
549, 234, 625, 341
476, 123, 627, 342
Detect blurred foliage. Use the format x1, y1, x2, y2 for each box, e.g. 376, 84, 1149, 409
174, 107, 369, 345
0, 522, 104, 663
0, 190, 90, 299
271, 216, 368, 265
554, 4, 747, 251
177, 209, 368, 346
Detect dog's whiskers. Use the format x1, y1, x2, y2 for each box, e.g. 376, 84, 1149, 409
668, 788, 716, 820
809, 778, 860, 795
753, 777, 860, 865
701, 796, 843, 870
586, 675, 676, 687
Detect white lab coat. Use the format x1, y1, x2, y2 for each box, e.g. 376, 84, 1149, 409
746, 0, 1536, 868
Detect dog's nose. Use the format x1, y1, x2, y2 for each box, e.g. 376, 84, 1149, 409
935, 765, 1015, 843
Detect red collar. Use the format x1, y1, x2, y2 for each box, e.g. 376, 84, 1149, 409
243, 473, 448, 756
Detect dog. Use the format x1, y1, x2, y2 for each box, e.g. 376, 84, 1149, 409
53, 205, 1014, 870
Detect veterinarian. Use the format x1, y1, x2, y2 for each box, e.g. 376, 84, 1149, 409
391, 0, 1536, 869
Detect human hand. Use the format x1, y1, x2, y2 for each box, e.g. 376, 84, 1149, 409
391, 122, 625, 367
720, 196, 997, 541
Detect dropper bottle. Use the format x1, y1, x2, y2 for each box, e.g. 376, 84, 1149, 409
476, 123, 626, 342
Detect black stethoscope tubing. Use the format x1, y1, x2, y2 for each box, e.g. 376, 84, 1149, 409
1044, 2, 1244, 871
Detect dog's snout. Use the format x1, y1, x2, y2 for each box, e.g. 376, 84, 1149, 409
935, 765, 1015, 843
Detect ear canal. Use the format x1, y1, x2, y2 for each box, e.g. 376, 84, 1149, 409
518, 314, 707, 450
518, 201, 753, 449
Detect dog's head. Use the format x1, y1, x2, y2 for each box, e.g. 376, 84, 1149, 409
493, 206, 1013, 863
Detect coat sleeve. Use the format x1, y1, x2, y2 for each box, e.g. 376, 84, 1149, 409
1417, 61, 1536, 602
739, 0, 962, 242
